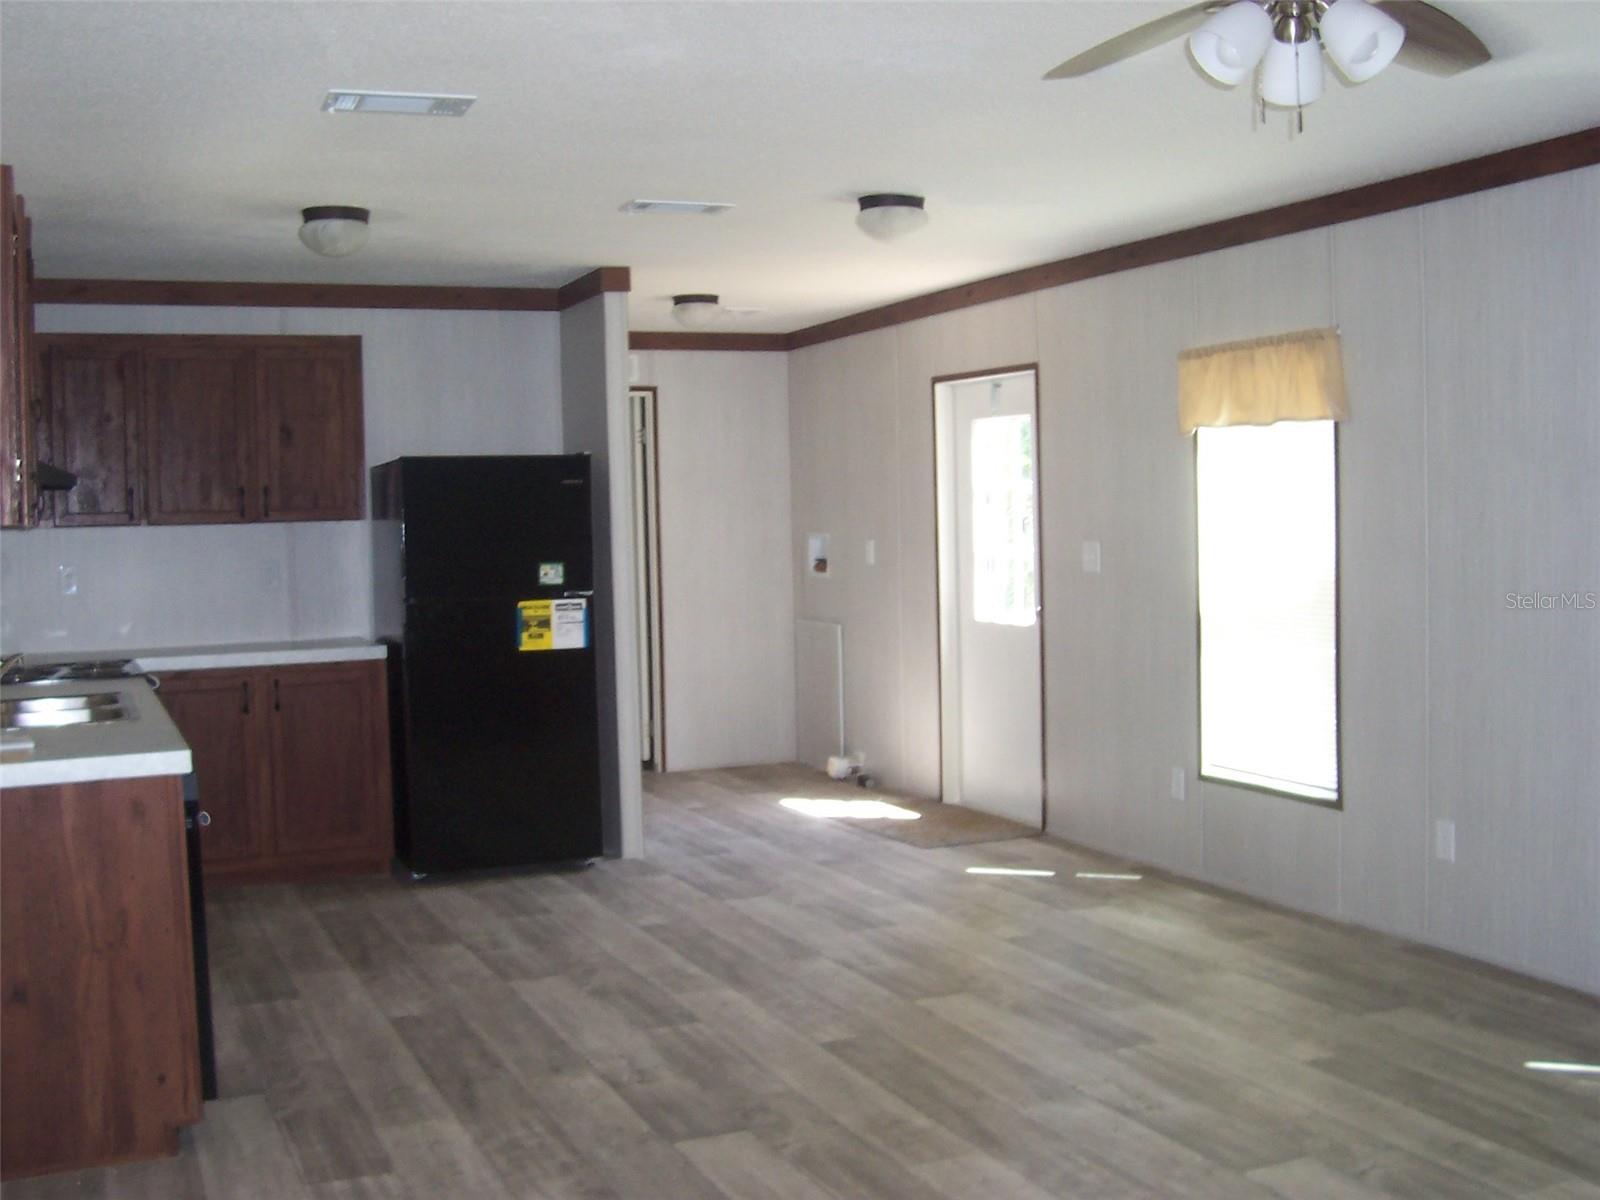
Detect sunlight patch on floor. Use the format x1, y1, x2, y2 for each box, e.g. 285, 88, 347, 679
779, 796, 922, 821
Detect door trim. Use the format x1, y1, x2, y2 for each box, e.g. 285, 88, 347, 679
629, 386, 668, 771
930, 363, 1048, 830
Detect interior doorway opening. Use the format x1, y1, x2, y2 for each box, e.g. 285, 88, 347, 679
628, 387, 666, 770
933, 366, 1045, 830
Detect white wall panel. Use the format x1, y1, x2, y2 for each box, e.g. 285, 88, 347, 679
1331, 208, 1430, 940
788, 328, 904, 786
632, 351, 795, 770
1421, 169, 1600, 990
1036, 262, 1203, 878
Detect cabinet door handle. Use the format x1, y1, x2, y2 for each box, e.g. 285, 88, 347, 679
237, 486, 246, 518
273, 678, 281, 712
262, 485, 270, 518
241, 680, 251, 714
197, 811, 211, 828
126, 486, 135, 521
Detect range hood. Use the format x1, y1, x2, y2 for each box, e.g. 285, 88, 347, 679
34, 461, 76, 491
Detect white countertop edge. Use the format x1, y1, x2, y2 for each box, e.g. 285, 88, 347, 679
135, 644, 388, 672
1, 749, 193, 790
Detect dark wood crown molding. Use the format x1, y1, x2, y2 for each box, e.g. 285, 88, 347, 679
786, 126, 1600, 351
32, 266, 632, 313
557, 267, 632, 309
33, 278, 564, 311
629, 331, 790, 352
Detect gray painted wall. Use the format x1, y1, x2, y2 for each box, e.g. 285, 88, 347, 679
788, 165, 1600, 993
1, 303, 562, 652
631, 350, 796, 771
561, 293, 644, 858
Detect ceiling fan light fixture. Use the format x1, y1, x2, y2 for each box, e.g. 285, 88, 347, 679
1260, 36, 1324, 107
1188, 1, 1274, 86
855, 194, 929, 242
1318, 0, 1406, 81
671, 294, 722, 328
298, 206, 370, 257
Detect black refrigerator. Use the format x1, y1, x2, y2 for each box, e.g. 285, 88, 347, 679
372, 455, 604, 875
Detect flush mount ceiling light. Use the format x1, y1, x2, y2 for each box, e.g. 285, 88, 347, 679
1045, 0, 1490, 128
298, 206, 370, 258
322, 89, 475, 116
671, 294, 722, 328
855, 194, 929, 242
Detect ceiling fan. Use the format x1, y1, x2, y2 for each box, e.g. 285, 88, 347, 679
1045, 0, 1490, 117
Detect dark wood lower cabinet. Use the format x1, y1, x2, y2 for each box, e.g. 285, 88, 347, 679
159, 659, 392, 885
1, 775, 202, 1180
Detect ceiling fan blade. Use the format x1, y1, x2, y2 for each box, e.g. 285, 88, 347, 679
1377, 0, 1491, 76
1044, 2, 1219, 79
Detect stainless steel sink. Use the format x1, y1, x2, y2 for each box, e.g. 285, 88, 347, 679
1, 659, 136, 686
1, 692, 132, 730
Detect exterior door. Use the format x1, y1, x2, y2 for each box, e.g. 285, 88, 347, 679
936, 370, 1043, 828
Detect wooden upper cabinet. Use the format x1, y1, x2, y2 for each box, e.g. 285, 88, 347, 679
256, 340, 362, 521
39, 339, 143, 525
143, 343, 257, 524
0, 164, 39, 529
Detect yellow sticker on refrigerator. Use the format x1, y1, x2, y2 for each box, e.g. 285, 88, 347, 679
517, 598, 588, 651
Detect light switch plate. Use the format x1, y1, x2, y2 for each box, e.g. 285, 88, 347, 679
1434, 818, 1456, 863
1169, 767, 1185, 802
1081, 541, 1102, 574
865, 538, 876, 566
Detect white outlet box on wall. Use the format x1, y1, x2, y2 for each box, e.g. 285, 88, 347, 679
1434, 818, 1456, 863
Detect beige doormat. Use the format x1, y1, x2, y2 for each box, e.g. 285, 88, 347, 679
844, 799, 1040, 849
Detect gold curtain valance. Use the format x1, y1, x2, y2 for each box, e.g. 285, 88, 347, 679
1178, 327, 1348, 435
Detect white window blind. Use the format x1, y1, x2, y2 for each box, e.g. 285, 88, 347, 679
1196, 419, 1338, 802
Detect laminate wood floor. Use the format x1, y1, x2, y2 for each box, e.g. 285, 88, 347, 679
7, 764, 1597, 1199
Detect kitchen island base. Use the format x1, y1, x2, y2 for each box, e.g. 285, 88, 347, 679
1, 774, 202, 1180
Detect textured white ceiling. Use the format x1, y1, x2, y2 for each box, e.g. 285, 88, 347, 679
2, 1, 1597, 332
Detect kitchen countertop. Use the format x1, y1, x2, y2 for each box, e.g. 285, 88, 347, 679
26, 637, 388, 674
0, 678, 193, 789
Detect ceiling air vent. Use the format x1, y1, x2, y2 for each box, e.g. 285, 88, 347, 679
322, 90, 476, 117
621, 199, 735, 216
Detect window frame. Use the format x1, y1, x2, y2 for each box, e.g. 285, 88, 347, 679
1192, 421, 1344, 810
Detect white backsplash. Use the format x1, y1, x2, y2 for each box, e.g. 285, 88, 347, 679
0, 521, 371, 653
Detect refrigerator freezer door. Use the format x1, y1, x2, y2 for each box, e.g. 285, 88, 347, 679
397, 456, 593, 601
396, 596, 603, 872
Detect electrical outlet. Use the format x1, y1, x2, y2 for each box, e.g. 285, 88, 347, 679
865, 538, 876, 566
1169, 767, 1185, 802
58, 565, 78, 596
1081, 540, 1102, 574
1434, 818, 1456, 863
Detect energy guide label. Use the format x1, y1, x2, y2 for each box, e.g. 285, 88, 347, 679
517, 598, 589, 651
